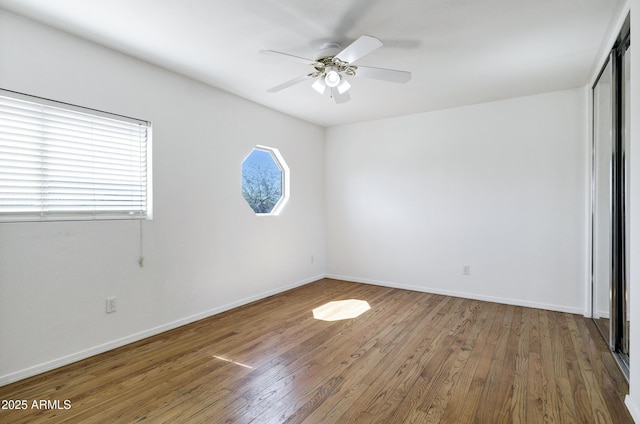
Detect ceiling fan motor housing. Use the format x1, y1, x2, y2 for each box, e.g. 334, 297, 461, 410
317, 41, 342, 58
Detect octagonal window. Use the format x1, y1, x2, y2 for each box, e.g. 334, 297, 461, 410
242, 146, 289, 215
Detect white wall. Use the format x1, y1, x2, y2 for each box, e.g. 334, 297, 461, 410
325, 88, 588, 314
0, 10, 325, 385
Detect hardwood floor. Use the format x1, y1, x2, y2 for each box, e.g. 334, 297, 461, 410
0, 279, 632, 423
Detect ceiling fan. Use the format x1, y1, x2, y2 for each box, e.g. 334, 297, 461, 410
261, 35, 411, 103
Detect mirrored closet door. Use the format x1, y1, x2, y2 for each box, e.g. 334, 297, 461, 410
592, 59, 612, 344
591, 15, 630, 377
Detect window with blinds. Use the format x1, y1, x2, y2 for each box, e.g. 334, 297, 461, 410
0, 89, 152, 222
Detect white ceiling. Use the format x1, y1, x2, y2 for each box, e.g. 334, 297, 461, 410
0, 0, 624, 127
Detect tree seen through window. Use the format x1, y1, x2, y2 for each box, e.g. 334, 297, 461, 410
242, 147, 286, 214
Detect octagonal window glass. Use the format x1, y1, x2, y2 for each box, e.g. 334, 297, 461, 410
242, 146, 289, 215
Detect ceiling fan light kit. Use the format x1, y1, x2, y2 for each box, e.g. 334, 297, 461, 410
261, 35, 411, 103
337, 78, 351, 95
312, 78, 327, 94
324, 68, 341, 87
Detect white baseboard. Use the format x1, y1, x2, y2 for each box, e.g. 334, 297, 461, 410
0, 274, 323, 387
625, 395, 640, 423
324, 274, 584, 315
594, 310, 611, 319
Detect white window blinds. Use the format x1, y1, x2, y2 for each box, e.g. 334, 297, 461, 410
0, 90, 151, 222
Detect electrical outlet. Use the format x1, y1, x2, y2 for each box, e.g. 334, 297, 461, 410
463, 265, 471, 275
106, 297, 117, 313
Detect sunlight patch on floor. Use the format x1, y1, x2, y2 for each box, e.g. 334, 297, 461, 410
313, 299, 371, 321
213, 355, 253, 369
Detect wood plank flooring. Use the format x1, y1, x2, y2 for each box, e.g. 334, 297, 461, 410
0, 279, 632, 423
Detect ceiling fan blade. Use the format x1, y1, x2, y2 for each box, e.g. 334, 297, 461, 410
266, 74, 310, 93
334, 35, 383, 64
354, 65, 412, 83
332, 88, 351, 104
260, 50, 320, 66
332, 0, 380, 41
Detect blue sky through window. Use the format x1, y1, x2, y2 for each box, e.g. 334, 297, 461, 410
242, 149, 281, 175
